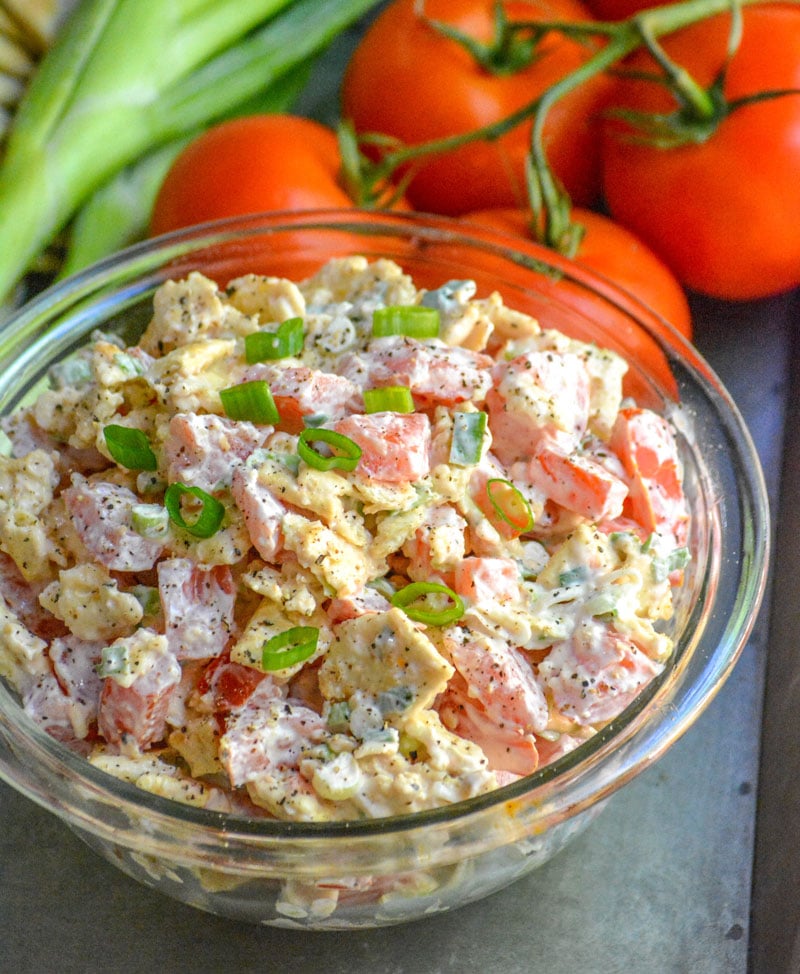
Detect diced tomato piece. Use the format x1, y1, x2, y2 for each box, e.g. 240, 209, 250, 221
403, 504, 467, 583
326, 587, 391, 626
527, 439, 629, 521
196, 648, 268, 715
610, 407, 689, 547
334, 411, 431, 483
158, 558, 236, 660
487, 351, 590, 465
230, 464, 286, 560
339, 337, 493, 408
49, 634, 104, 739
219, 685, 325, 787
246, 364, 361, 433
22, 671, 76, 743
98, 651, 181, 748
538, 621, 663, 726
63, 478, 164, 572
164, 412, 269, 492
439, 672, 539, 776
454, 557, 521, 604
444, 630, 549, 736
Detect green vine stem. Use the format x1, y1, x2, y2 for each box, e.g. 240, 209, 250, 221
342, 0, 773, 250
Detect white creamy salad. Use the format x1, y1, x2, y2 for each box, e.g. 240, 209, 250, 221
0, 256, 689, 821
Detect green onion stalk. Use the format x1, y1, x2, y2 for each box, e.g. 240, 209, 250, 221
0, 0, 383, 304
344, 0, 774, 251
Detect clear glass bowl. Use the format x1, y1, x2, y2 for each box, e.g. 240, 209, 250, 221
0, 211, 769, 929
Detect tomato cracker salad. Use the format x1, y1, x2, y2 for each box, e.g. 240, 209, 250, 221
0, 256, 689, 822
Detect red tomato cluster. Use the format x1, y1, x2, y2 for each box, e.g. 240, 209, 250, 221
150, 0, 800, 315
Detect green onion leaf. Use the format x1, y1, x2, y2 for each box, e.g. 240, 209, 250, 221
164, 483, 225, 538
372, 305, 440, 338
449, 411, 487, 466
390, 581, 464, 626
103, 425, 158, 471
558, 566, 588, 588
363, 386, 415, 414
297, 427, 362, 472
652, 546, 690, 582
303, 413, 329, 428
244, 317, 304, 363
130, 584, 161, 617
219, 380, 279, 425
131, 503, 170, 540
486, 478, 534, 534
262, 626, 319, 671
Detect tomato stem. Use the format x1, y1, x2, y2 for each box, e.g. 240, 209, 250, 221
423, 0, 544, 76
347, 0, 771, 252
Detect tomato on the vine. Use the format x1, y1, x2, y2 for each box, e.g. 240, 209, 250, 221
150, 115, 354, 237
464, 207, 692, 337
600, 6, 800, 301
581, 0, 659, 20
342, 0, 612, 216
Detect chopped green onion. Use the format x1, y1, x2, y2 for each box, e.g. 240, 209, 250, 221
130, 585, 161, 617
303, 413, 329, 428
377, 686, 414, 716
219, 380, 279, 424
486, 478, 534, 534
326, 700, 352, 733
449, 411, 487, 466
103, 425, 157, 471
262, 626, 319, 671
164, 483, 225, 539
652, 546, 690, 582
247, 447, 300, 475
49, 355, 92, 390
558, 566, 588, 588
244, 317, 304, 363
131, 503, 169, 540
363, 386, 415, 414
372, 305, 440, 338
297, 428, 362, 472
391, 581, 464, 626
585, 592, 619, 620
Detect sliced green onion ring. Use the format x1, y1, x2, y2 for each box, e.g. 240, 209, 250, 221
372, 305, 440, 338
244, 317, 304, 363
449, 411, 487, 466
391, 581, 464, 626
363, 386, 415, 414
103, 424, 157, 471
164, 483, 225, 539
219, 380, 280, 425
262, 626, 319, 671
486, 478, 534, 534
297, 427, 362, 472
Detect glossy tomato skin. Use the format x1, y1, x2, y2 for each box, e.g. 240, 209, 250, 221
150, 115, 353, 236
464, 207, 692, 337
342, 0, 612, 216
601, 8, 800, 300
582, 0, 659, 19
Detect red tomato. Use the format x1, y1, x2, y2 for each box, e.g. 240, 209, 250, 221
341, 0, 612, 215
150, 115, 353, 236
601, 7, 800, 300
149, 116, 414, 283
464, 207, 692, 337
582, 0, 659, 18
